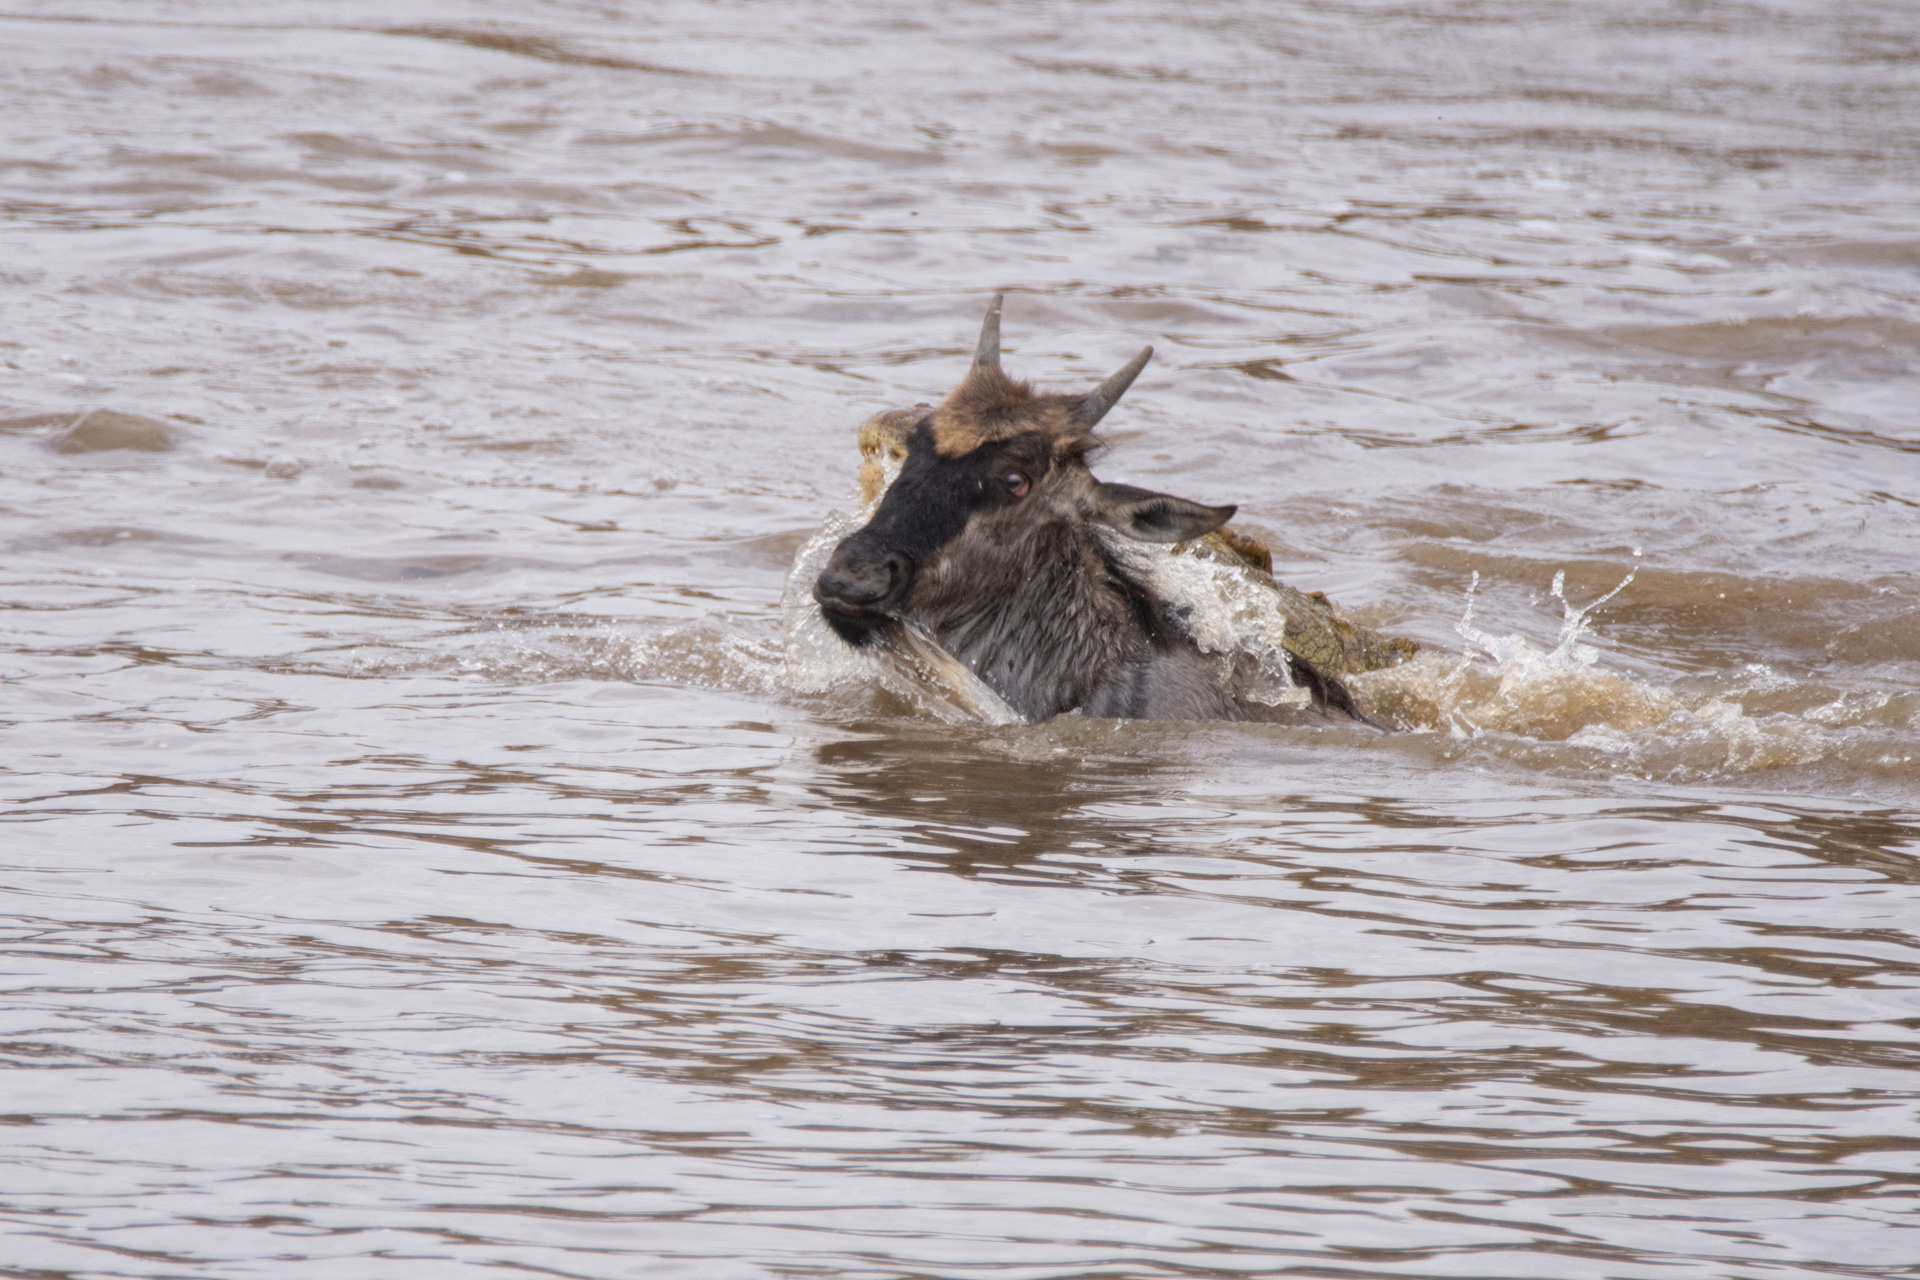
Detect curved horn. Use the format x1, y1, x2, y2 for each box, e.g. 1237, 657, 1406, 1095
1075, 345, 1153, 426
972, 292, 1004, 369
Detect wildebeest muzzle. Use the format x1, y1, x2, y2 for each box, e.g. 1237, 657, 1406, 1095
814, 531, 913, 645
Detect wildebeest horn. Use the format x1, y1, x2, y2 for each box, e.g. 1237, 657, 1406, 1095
1075, 346, 1153, 426
972, 293, 1004, 368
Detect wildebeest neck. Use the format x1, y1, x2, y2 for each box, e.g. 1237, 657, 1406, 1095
914, 513, 1145, 720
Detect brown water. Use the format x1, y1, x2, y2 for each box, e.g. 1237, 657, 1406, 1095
4, 2, 1919, 1276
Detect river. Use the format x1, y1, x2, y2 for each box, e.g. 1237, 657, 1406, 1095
3, 2, 1918, 1276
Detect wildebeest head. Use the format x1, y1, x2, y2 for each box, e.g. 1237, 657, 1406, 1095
814, 295, 1240, 719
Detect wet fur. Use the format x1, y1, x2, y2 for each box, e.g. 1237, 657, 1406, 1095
822, 424, 1349, 724
815, 304, 1361, 725
905, 464, 1249, 721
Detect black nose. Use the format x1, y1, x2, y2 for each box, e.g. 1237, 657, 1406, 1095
815, 551, 907, 611
814, 546, 910, 644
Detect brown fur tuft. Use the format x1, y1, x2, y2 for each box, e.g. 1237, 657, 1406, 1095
930, 365, 1099, 458
929, 365, 1032, 456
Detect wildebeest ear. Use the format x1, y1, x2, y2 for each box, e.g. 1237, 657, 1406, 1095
1089, 482, 1236, 543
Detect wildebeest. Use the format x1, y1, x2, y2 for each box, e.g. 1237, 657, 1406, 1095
812, 295, 1372, 725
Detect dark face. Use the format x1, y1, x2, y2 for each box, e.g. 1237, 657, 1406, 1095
814, 421, 1062, 646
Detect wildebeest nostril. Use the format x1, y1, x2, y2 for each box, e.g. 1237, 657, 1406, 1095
815, 551, 907, 611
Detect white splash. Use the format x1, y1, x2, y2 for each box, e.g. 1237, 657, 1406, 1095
1098, 532, 1307, 707
1353, 553, 1836, 773
1455, 556, 1638, 673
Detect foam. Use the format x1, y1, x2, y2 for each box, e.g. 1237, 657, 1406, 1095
347, 621, 785, 696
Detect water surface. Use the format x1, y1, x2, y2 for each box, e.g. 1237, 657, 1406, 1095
3, 2, 1918, 1276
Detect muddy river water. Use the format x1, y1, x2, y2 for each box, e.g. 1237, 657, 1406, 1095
3, 2, 1919, 1276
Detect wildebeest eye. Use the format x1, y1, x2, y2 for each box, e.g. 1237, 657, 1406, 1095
1003, 470, 1031, 498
